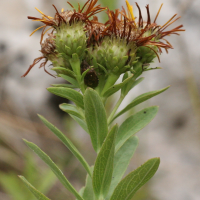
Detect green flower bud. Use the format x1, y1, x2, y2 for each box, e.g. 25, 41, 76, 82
55, 22, 87, 62
90, 36, 137, 76
136, 46, 157, 64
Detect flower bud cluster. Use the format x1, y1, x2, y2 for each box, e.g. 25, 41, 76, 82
23, 0, 184, 91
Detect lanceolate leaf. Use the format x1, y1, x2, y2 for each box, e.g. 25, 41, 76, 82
112, 86, 170, 122
51, 67, 76, 78
93, 125, 118, 200
38, 115, 91, 177
121, 76, 144, 97
47, 87, 84, 109
110, 158, 160, 200
106, 136, 138, 200
76, 167, 94, 200
102, 75, 133, 98
69, 114, 88, 133
69, 53, 81, 77
23, 140, 84, 200
59, 74, 79, 88
84, 88, 108, 152
59, 103, 84, 119
115, 106, 158, 151
19, 176, 50, 200
82, 171, 95, 200
51, 84, 77, 88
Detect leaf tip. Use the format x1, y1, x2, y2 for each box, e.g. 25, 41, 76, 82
46, 87, 52, 92
22, 138, 28, 143
37, 114, 43, 119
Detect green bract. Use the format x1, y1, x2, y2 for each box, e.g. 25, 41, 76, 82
89, 37, 136, 75
56, 22, 86, 58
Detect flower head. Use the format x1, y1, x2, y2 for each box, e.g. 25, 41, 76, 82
22, 0, 106, 77
23, 0, 184, 93
104, 1, 184, 58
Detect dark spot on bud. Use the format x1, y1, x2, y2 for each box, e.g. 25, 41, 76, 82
144, 111, 147, 114
81, 60, 99, 88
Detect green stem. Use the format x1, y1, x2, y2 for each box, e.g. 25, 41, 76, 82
69, 54, 86, 94
107, 95, 124, 125
101, 73, 119, 97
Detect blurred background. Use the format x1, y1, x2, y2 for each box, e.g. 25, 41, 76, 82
0, 0, 199, 199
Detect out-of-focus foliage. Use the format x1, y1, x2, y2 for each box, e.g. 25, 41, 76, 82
0, 153, 56, 200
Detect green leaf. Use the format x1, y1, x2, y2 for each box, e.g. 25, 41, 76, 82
82, 171, 95, 200
59, 103, 84, 119
47, 87, 84, 109
116, 106, 158, 151
38, 115, 91, 177
0, 172, 30, 200
69, 53, 81, 77
51, 84, 77, 88
84, 88, 108, 152
51, 67, 76, 78
93, 125, 118, 199
102, 75, 134, 98
69, 114, 88, 133
110, 158, 160, 200
59, 74, 79, 88
113, 86, 170, 121
23, 140, 84, 200
19, 176, 50, 200
121, 76, 144, 97
106, 136, 138, 200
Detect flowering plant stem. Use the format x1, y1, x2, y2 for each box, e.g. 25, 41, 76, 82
107, 96, 124, 125
20, 0, 184, 199
20, 55, 166, 200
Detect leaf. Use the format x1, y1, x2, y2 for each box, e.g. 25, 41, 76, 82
116, 106, 158, 151
38, 115, 91, 177
19, 176, 50, 200
112, 86, 170, 121
121, 76, 144, 97
84, 88, 108, 152
47, 87, 84, 109
110, 158, 160, 200
106, 136, 138, 200
134, 86, 170, 101
59, 74, 79, 88
93, 125, 118, 199
69, 53, 81, 76
102, 75, 133, 98
0, 172, 30, 200
59, 103, 84, 119
82, 170, 95, 200
51, 84, 77, 88
51, 67, 76, 78
69, 114, 88, 133
23, 140, 84, 200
